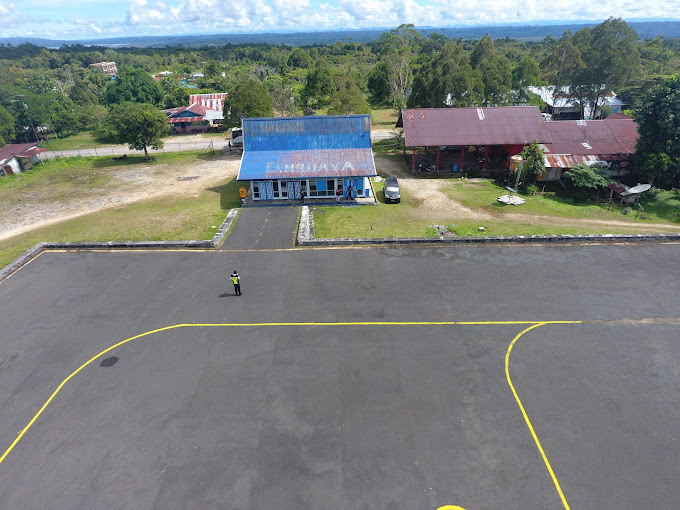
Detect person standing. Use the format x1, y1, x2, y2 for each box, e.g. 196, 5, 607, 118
336, 187, 342, 203
230, 270, 242, 296
300, 190, 306, 204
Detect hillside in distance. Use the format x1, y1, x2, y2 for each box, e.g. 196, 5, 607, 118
2, 20, 680, 48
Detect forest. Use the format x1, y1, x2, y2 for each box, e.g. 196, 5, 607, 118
1, 17, 680, 148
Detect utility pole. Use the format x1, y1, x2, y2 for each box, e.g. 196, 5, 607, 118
13, 95, 39, 143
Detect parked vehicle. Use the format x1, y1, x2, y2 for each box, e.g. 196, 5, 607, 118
229, 127, 243, 151
383, 177, 400, 203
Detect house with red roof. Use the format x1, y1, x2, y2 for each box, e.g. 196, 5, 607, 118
0, 143, 47, 177
165, 93, 227, 134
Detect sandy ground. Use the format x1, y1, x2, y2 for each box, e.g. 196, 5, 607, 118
0, 152, 241, 241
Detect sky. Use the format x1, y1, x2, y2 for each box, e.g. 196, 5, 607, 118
1, 0, 679, 40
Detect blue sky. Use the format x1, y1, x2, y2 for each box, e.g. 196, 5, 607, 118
1, 0, 679, 40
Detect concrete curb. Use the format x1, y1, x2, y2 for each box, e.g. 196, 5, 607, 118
0, 208, 240, 283
298, 209, 680, 246
298, 232, 680, 246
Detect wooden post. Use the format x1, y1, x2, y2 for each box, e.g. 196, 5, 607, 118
412, 147, 416, 172
460, 146, 465, 171
436, 146, 440, 170
483, 146, 489, 169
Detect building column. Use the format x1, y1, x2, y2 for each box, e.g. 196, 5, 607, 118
436, 146, 440, 170
483, 146, 490, 169
460, 146, 465, 171
412, 147, 416, 172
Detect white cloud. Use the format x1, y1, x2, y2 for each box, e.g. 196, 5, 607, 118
0, 1, 21, 22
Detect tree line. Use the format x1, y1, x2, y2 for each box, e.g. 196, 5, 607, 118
1, 18, 679, 184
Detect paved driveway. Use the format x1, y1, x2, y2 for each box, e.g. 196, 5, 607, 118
220, 206, 300, 250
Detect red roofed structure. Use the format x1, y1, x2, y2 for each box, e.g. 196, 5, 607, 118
0, 143, 47, 176
398, 106, 551, 172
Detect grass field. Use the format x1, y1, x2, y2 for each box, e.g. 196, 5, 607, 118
0, 152, 241, 269
41, 131, 119, 151
371, 108, 399, 129
312, 177, 680, 239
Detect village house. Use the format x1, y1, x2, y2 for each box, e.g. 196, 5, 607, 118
0, 143, 47, 177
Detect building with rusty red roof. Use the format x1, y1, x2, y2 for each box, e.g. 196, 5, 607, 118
0, 143, 47, 177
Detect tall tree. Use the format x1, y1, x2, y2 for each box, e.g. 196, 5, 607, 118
104, 102, 167, 158
408, 41, 482, 108
302, 63, 335, 108
104, 65, 163, 106
519, 140, 545, 190
541, 31, 586, 114
470, 34, 513, 106
378, 24, 422, 109
327, 76, 371, 115
223, 78, 273, 127
634, 75, 680, 188
0, 104, 15, 146
512, 56, 542, 103
571, 18, 640, 118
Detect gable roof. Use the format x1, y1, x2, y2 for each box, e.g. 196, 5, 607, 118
237, 115, 376, 181
399, 106, 552, 147
0, 143, 47, 165
166, 104, 210, 123
543, 117, 638, 157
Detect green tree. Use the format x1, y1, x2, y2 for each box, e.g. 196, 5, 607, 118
634, 75, 680, 188
327, 77, 371, 115
572, 18, 640, 118
407, 41, 482, 108
78, 104, 108, 131
519, 140, 545, 190
470, 34, 513, 106
367, 62, 391, 106
0, 104, 15, 146
287, 48, 314, 70
52, 107, 83, 137
302, 63, 335, 108
104, 66, 163, 106
378, 24, 422, 109
512, 56, 542, 103
564, 163, 612, 190
69, 79, 99, 105
541, 31, 586, 112
223, 78, 273, 127
105, 102, 168, 158
164, 87, 190, 109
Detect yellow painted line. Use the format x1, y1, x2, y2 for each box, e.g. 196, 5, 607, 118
0, 250, 45, 285
0, 317, 581, 500
505, 323, 572, 510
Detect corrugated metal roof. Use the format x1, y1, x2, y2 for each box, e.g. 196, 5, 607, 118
401, 107, 551, 147
544, 154, 601, 168
543, 117, 638, 156
238, 149, 376, 180
0, 143, 47, 164
237, 115, 376, 181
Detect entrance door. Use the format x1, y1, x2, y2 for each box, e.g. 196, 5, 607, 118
287, 181, 295, 200
293, 181, 301, 199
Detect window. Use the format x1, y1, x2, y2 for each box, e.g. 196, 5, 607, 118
309, 179, 318, 197
280, 181, 288, 198
252, 182, 260, 199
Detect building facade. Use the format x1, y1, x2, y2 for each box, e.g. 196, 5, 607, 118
237, 115, 377, 201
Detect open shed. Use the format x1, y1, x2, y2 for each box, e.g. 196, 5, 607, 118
397, 106, 552, 172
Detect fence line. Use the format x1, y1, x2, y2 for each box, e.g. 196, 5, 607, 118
39, 141, 224, 161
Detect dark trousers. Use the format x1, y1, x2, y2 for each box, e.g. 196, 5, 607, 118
234, 283, 241, 295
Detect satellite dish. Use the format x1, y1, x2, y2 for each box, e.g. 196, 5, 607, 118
627, 183, 651, 194
506, 186, 517, 194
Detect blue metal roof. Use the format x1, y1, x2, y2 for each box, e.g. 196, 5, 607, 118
237, 115, 376, 180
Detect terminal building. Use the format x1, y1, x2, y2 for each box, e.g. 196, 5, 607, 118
236, 115, 377, 202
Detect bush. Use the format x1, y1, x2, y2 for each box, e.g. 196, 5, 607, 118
523, 184, 538, 196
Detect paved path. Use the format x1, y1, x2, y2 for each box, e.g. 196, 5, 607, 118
220, 206, 299, 250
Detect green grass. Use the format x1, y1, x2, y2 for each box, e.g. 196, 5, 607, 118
41, 131, 120, 151
0, 152, 241, 269
312, 178, 680, 239
370, 108, 399, 129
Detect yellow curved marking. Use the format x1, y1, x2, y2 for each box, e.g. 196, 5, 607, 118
436, 506, 467, 510
505, 323, 571, 510
1, 320, 580, 474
